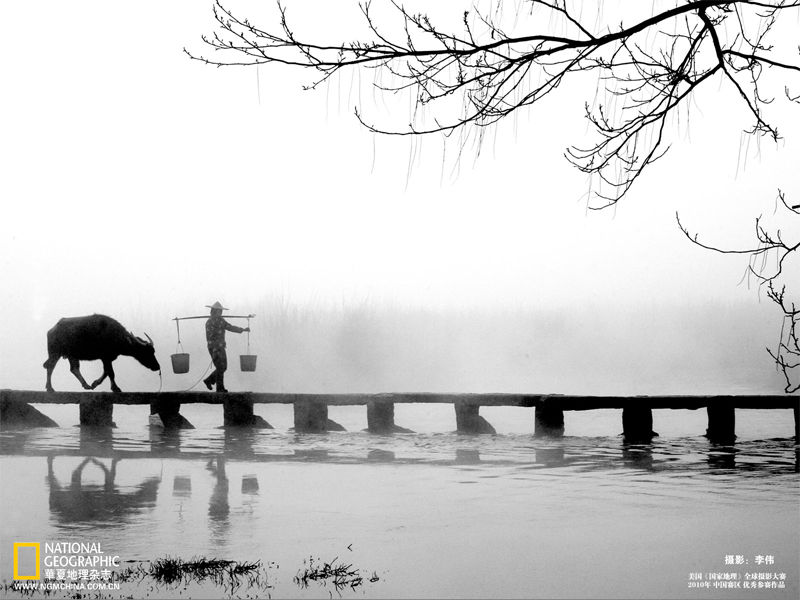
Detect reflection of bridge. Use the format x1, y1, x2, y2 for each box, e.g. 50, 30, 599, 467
1, 389, 798, 444
3, 428, 798, 474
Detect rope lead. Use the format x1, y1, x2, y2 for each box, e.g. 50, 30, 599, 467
246, 317, 251, 354
175, 319, 183, 354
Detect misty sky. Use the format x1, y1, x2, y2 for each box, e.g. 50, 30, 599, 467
2, 1, 798, 394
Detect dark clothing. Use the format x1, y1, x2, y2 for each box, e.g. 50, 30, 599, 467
205, 347, 228, 392
206, 316, 245, 350
204, 316, 243, 392
209, 346, 227, 372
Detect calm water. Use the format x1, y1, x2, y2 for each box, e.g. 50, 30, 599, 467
1, 404, 798, 599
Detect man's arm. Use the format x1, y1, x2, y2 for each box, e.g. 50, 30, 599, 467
223, 320, 249, 334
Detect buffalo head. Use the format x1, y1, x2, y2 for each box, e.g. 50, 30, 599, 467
133, 333, 161, 371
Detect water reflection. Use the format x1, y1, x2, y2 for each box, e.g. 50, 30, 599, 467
294, 449, 330, 461
367, 449, 395, 462
2, 430, 792, 580
2, 427, 796, 475
149, 427, 184, 456
535, 447, 566, 466
3, 423, 796, 600
206, 456, 229, 545
621, 443, 654, 471
173, 475, 192, 497
455, 449, 480, 464
707, 444, 737, 470
47, 456, 159, 527
79, 427, 114, 455
241, 475, 259, 494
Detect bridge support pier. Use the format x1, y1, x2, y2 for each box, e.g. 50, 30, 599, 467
622, 407, 656, 443
223, 395, 271, 428
455, 401, 495, 434
367, 401, 413, 433
706, 405, 736, 444
294, 400, 345, 433
149, 398, 194, 429
80, 396, 115, 427
534, 405, 565, 438
794, 406, 799, 440
0, 399, 58, 428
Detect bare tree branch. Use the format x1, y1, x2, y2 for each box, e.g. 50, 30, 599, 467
187, 1, 800, 392
678, 191, 800, 393
186, 0, 800, 206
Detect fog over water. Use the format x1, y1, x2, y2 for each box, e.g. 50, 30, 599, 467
1, 1, 797, 395
3, 300, 787, 396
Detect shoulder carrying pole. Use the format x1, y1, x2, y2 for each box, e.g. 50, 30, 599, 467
173, 314, 256, 321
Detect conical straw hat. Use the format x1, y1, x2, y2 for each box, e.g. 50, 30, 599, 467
205, 301, 229, 310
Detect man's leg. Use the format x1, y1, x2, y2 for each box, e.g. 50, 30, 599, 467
204, 347, 219, 391
203, 371, 216, 390
215, 349, 228, 393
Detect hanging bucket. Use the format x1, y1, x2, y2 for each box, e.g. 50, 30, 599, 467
171, 352, 190, 374
171, 321, 190, 374
239, 318, 257, 372
240, 354, 257, 372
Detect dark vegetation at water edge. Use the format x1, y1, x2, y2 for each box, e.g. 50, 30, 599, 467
114, 555, 270, 594
294, 555, 379, 591
2, 552, 381, 598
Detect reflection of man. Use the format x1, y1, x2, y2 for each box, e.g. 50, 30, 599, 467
203, 302, 249, 393
206, 456, 229, 546
207, 457, 229, 517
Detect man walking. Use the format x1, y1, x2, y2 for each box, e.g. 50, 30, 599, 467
203, 301, 249, 393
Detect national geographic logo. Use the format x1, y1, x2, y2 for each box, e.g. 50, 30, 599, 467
13, 543, 40, 580
10, 541, 121, 592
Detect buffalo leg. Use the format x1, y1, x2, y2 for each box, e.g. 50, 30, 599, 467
44, 355, 59, 392
90, 371, 107, 390
68, 358, 92, 390
102, 359, 121, 393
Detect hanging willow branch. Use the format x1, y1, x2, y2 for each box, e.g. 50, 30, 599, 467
185, 0, 800, 206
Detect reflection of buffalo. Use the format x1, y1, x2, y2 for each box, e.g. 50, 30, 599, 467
44, 314, 160, 392
46, 456, 160, 525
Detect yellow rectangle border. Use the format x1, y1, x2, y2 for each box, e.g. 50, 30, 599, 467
13, 542, 40, 580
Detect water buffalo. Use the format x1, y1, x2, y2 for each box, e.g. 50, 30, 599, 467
43, 314, 160, 392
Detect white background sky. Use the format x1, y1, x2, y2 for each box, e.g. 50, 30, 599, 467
1, 1, 798, 393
